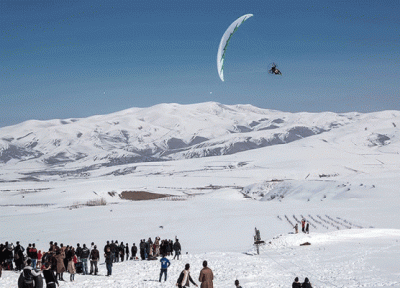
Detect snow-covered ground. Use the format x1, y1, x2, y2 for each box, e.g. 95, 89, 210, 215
1, 104, 400, 287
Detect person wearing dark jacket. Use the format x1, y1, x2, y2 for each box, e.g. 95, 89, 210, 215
292, 277, 301, 288
125, 243, 130, 261
14, 241, 25, 271
139, 240, 145, 260
43, 262, 59, 288
131, 243, 137, 260
119, 242, 125, 262
90, 245, 100, 275
75, 244, 82, 261
22, 259, 41, 288
173, 239, 182, 260
176, 263, 198, 288
234, 279, 242, 288
80, 244, 90, 275
104, 247, 113, 276
104, 241, 110, 254
302, 277, 313, 288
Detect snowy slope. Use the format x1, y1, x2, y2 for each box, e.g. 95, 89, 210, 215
1, 103, 400, 287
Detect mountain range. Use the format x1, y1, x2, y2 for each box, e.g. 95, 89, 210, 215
0, 102, 398, 182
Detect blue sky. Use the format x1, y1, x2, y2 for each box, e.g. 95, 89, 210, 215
1, 0, 399, 127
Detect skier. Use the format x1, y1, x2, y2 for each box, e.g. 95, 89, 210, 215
294, 223, 298, 234
306, 222, 310, 234
159, 254, 170, 282
234, 279, 242, 288
292, 277, 301, 288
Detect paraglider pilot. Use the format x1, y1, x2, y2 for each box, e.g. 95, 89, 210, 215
269, 63, 282, 75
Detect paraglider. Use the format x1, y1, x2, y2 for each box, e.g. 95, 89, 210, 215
268, 63, 282, 75
216, 14, 253, 82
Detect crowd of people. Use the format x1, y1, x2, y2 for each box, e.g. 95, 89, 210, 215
0, 237, 181, 285
1, 238, 313, 287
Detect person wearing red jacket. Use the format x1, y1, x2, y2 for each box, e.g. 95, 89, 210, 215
37, 250, 43, 269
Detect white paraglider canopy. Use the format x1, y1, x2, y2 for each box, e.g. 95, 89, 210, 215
217, 14, 253, 82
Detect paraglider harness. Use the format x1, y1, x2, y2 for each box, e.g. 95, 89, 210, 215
268, 63, 282, 75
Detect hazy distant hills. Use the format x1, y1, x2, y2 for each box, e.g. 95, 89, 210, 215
0, 102, 398, 181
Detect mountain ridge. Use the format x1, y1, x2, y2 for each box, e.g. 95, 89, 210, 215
0, 102, 398, 182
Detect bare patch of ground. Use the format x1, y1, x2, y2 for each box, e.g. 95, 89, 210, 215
119, 191, 170, 201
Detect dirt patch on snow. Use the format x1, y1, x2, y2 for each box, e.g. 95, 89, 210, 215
119, 191, 170, 201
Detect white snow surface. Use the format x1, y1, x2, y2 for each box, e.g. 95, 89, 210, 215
1, 102, 400, 287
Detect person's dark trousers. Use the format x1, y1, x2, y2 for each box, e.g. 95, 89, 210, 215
159, 269, 167, 282
106, 263, 112, 276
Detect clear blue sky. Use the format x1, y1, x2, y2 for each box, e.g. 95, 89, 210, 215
1, 0, 399, 127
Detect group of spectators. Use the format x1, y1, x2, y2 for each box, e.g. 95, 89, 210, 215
138, 237, 181, 260
0, 236, 182, 283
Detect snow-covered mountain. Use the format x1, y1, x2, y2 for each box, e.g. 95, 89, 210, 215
1, 102, 400, 287
1, 102, 398, 182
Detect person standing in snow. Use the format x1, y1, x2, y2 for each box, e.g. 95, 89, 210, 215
125, 243, 130, 261
114, 240, 119, 263
43, 262, 59, 287
294, 223, 298, 234
90, 245, 99, 275
301, 219, 306, 233
159, 254, 170, 282
198, 260, 213, 288
292, 277, 301, 288
75, 243, 82, 262
176, 263, 198, 288
234, 279, 242, 288
131, 243, 137, 260
155, 237, 160, 256
54, 250, 65, 281
302, 277, 313, 288
173, 239, 181, 260
306, 222, 310, 234
22, 259, 41, 288
104, 247, 113, 276
119, 242, 125, 262
80, 244, 90, 275
67, 249, 77, 282
140, 240, 145, 260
